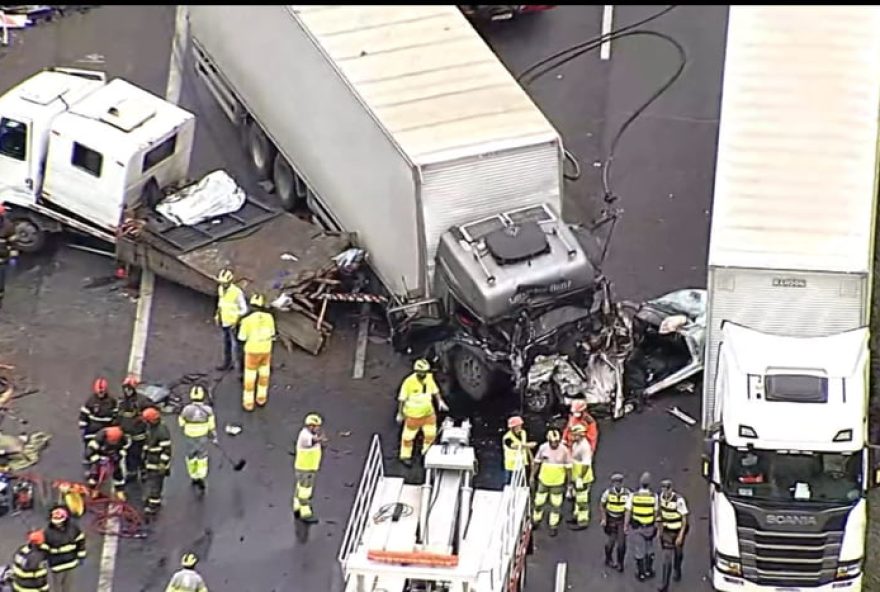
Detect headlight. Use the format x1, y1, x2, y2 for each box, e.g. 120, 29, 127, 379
716, 555, 742, 577
836, 561, 861, 580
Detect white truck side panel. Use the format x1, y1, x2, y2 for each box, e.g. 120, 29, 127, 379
702, 266, 868, 428
188, 5, 422, 296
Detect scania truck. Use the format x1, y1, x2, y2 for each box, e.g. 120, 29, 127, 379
701, 7, 880, 591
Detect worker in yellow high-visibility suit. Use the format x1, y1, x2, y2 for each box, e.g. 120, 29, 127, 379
396, 359, 448, 467
532, 429, 571, 537
178, 385, 217, 493
292, 413, 327, 524
214, 269, 247, 373
237, 293, 276, 411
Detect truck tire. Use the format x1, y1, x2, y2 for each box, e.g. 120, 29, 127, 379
524, 385, 553, 415
8, 214, 47, 254
452, 348, 492, 401
245, 119, 275, 179
272, 153, 299, 211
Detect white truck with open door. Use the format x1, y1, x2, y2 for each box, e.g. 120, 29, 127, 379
701, 7, 880, 591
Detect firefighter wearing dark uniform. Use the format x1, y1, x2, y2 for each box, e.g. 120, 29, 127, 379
44, 506, 86, 592
142, 407, 172, 518
78, 377, 119, 466
11, 530, 49, 592
0, 205, 18, 311
86, 426, 130, 497
657, 478, 689, 591
600, 472, 630, 572
118, 375, 152, 482
626, 471, 658, 581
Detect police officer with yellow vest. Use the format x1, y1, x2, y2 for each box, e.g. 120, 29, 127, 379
396, 359, 448, 467
531, 429, 572, 537
292, 413, 327, 524
214, 269, 247, 373
600, 472, 630, 571
567, 424, 594, 530
501, 416, 536, 484
625, 471, 658, 581
178, 385, 218, 494
657, 478, 689, 591
237, 293, 277, 411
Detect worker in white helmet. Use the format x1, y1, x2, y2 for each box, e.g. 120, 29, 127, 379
292, 413, 328, 524
396, 359, 448, 467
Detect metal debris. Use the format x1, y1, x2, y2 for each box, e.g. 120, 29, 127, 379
667, 406, 696, 426
225, 424, 242, 436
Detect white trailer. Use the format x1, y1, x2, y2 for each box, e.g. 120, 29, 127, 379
188, 5, 564, 300
338, 419, 531, 592
701, 7, 880, 592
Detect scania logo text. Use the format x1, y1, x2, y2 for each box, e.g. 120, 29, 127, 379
766, 514, 817, 527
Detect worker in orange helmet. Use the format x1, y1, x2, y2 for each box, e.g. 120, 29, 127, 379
77, 377, 119, 467
11, 530, 49, 592
563, 399, 599, 453
86, 425, 130, 500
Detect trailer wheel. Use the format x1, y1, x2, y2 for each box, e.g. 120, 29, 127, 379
452, 348, 492, 401
272, 153, 299, 211
9, 215, 47, 254
245, 120, 276, 179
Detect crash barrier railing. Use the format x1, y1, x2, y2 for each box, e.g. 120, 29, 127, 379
338, 434, 384, 571
476, 465, 529, 590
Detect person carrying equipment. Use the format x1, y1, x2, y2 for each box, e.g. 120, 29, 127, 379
10, 530, 49, 592
292, 413, 327, 524
501, 416, 536, 484
178, 385, 217, 493
626, 471, 659, 581
600, 472, 630, 572
86, 426, 129, 499
214, 268, 247, 373
531, 429, 571, 537
78, 377, 119, 466
43, 506, 86, 592
567, 423, 595, 530
118, 375, 152, 482
141, 407, 172, 517
237, 293, 276, 411
396, 359, 448, 467
165, 553, 208, 592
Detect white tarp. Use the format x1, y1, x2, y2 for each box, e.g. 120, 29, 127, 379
156, 170, 246, 226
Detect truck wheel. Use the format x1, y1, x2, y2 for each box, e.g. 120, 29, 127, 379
453, 348, 491, 401
272, 153, 299, 211
245, 120, 275, 179
9, 216, 46, 254
524, 386, 553, 415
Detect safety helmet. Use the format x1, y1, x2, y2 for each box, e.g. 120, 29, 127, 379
639, 471, 652, 488
141, 407, 161, 424
189, 385, 207, 402
507, 416, 524, 429
571, 424, 587, 435
93, 377, 109, 395
216, 269, 234, 284
570, 400, 587, 414
27, 530, 45, 546
610, 472, 624, 484
181, 553, 199, 569
660, 478, 673, 489
104, 426, 123, 444
0, 204, 6, 216
122, 375, 139, 388
413, 359, 431, 372
305, 413, 323, 427
546, 429, 561, 443
249, 293, 265, 307
50, 506, 69, 524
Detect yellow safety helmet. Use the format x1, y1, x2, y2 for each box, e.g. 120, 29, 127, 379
547, 429, 561, 443
413, 359, 431, 372
217, 269, 234, 284
305, 413, 323, 427
250, 293, 265, 307
181, 553, 199, 569
189, 385, 206, 402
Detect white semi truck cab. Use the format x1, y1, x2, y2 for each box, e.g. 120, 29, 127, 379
704, 323, 878, 591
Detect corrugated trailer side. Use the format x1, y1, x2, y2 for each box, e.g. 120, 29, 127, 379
188, 5, 422, 298
703, 6, 880, 429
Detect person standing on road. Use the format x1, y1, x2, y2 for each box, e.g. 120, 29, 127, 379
501, 416, 536, 484
10, 530, 49, 592
78, 377, 119, 467
657, 478, 689, 591
600, 473, 630, 572
86, 425, 130, 499
0, 205, 19, 311
562, 400, 599, 454
625, 471, 659, 581
237, 293, 276, 411
214, 269, 247, 374
396, 359, 448, 467
531, 429, 571, 537
178, 385, 217, 493
118, 375, 152, 483
292, 413, 327, 524
567, 424, 594, 530
43, 505, 86, 592
165, 553, 209, 592
141, 407, 172, 518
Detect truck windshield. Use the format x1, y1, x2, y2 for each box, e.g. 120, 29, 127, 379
720, 445, 862, 505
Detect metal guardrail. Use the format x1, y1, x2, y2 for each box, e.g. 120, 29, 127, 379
338, 434, 385, 571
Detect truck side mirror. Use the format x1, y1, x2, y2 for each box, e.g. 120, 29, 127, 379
868, 445, 880, 490
702, 437, 715, 482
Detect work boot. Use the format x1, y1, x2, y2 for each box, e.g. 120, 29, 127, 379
673, 567, 682, 582
645, 554, 656, 579
569, 522, 588, 531
636, 559, 646, 581
549, 526, 558, 538
616, 548, 626, 573
401, 458, 413, 468
566, 516, 578, 525
301, 513, 318, 524
215, 361, 231, 372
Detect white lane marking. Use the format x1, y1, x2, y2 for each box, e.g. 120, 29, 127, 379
96, 6, 189, 591
554, 562, 568, 592
352, 302, 369, 379
601, 5, 614, 60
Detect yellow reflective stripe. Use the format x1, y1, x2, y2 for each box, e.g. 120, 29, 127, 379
50, 560, 79, 572
183, 422, 212, 438
49, 544, 77, 553
604, 492, 627, 515
631, 493, 656, 524
12, 565, 47, 577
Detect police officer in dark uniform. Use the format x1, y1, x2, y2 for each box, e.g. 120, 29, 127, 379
599, 472, 631, 572
657, 478, 690, 591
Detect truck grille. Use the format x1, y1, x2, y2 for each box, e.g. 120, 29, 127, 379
737, 527, 842, 586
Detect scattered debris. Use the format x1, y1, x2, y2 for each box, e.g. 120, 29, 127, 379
338, 431, 352, 438
281, 252, 299, 262
225, 424, 242, 436
0, 431, 51, 471
667, 406, 697, 426
257, 179, 275, 194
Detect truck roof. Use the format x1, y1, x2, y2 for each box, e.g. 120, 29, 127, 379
708, 7, 880, 274
52, 78, 194, 158
291, 5, 559, 165
719, 322, 868, 451
0, 69, 104, 123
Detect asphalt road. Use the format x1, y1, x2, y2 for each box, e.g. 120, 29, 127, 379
0, 5, 728, 591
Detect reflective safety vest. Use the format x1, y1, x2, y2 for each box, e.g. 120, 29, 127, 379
603, 487, 630, 519
571, 440, 595, 485
178, 403, 216, 439
538, 461, 567, 487
238, 311, 276, 354
399, 373, 438, 419
630, 490, 657, 526
217, 284, 244, 327
502, 429, 529, 471
295, 428, 322, 472
659, 493, 683, 531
